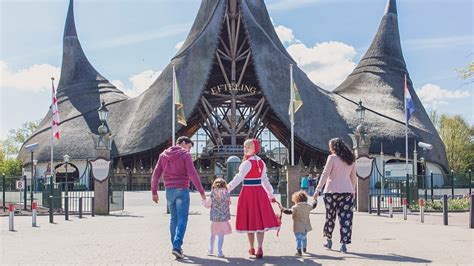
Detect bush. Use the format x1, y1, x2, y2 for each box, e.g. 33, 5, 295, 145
410, 196, 470, 211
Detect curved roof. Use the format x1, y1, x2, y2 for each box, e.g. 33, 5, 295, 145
333, 0, 448, 170
19, 0, 448, 172
18, 0, 128, 162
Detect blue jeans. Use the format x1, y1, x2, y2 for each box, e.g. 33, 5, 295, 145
295, 232, 308, 249
166, 188, 190, 251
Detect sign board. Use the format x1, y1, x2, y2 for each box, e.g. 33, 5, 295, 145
90, 158, 111, 183
356, 156, 374, 180
16, 180, 25, 190
385, 163, 413, 179
209, 83, 258, 95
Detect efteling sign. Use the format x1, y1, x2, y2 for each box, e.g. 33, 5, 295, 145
209, 83, 258, 95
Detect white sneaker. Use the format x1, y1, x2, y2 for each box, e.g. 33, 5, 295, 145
207, 250, 214, 256
217, 252, 225, 258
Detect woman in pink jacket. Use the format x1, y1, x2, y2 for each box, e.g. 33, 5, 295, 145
313, 138, 357, 253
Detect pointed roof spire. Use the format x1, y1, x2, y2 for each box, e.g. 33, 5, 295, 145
335, 0, 406, 92
64, 0, 77, 38
57, 0, 121, 96
385, 0, 397, 15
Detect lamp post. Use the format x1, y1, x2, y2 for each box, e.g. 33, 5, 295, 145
63, 154, 70, 196
348, 100, 372, 212
349, 100, 370, 158
63, 154, 70, 220
380, 143, 385, 195
88, 100, 113, 215
33, 160, 38, 193
24, 143, 38, 210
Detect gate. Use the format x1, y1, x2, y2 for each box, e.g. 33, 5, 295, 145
109, 183, 125, 212
369, 160, 418, 212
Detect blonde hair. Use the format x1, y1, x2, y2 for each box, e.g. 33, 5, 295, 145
243, 139, 255, 161
243, 139, 255, 151
292, 191, 308, 204
212, 178, 227, 190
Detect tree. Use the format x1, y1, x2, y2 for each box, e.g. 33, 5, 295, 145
1, 120, 40, 158
437, 115, 472, 172
0, 159, 23, 176
456, 61, 474, 80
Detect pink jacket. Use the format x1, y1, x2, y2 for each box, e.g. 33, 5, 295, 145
316, 154, 357, 194
151, 146, 205, 196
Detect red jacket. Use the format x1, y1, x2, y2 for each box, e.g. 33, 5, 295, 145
151, 146, 205, 195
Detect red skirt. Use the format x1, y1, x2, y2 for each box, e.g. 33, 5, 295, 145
235, 185, 281, 233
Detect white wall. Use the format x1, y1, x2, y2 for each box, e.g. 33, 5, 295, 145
30, 160, 91, 189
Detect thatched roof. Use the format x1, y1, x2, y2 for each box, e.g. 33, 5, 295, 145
18, 0, 128, 162
19, 0, 448, 172
333, 0, 448, 171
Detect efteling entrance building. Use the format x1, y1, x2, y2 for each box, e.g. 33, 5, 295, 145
19, 0, 448, 203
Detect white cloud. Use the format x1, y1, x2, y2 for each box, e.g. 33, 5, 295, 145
175, 40, 185, 50
274, 25, 295, 45
287, 41, 357, 90
0, 60, 60, 92
111, 69, 162, 98
405, 35, 474, 50
416, 83, 471, 109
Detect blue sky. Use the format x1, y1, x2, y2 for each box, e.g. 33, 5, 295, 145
1, 0, 473, 140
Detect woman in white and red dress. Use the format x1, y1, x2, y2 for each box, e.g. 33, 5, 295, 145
227, 139, 280, 259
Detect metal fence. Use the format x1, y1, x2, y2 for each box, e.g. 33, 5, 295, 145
369, 166, 472, 212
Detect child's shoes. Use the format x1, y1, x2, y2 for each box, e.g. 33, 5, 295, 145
295, 249, 303, 256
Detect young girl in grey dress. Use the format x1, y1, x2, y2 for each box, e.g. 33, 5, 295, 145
203, 178, 232, 257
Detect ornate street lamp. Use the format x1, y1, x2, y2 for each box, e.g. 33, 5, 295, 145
98, 100, 109, 124
90, 100, 113, 150
349, 100, 371, 158
356, 100, 366, 124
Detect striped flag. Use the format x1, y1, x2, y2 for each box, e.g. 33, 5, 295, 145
52, 78, 60, 140
404, 75, 415, 124
173, 67, 187, 126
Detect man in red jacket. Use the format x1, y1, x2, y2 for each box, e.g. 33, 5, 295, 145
151, 136, 206, 259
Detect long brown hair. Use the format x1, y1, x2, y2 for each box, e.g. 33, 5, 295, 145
329, 138, 355, 165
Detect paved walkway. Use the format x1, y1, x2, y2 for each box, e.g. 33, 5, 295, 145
1, 191, 473, 265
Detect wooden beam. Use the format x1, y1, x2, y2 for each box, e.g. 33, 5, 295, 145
216, 53, 231, 85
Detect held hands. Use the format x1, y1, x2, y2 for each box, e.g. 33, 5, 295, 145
152, 194, 159, 204
201, 193, 207, 201
313, 190, 320, 199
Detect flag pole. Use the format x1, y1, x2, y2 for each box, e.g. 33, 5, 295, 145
50, 77, 55, 186
290, 64, 295, 166
404, 74, 409, 177
172, 64, 176, 146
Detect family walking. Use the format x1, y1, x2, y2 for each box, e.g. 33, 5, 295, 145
151, 136, 357, 260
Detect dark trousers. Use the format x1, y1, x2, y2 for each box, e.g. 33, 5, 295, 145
323, 193, 354, 244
